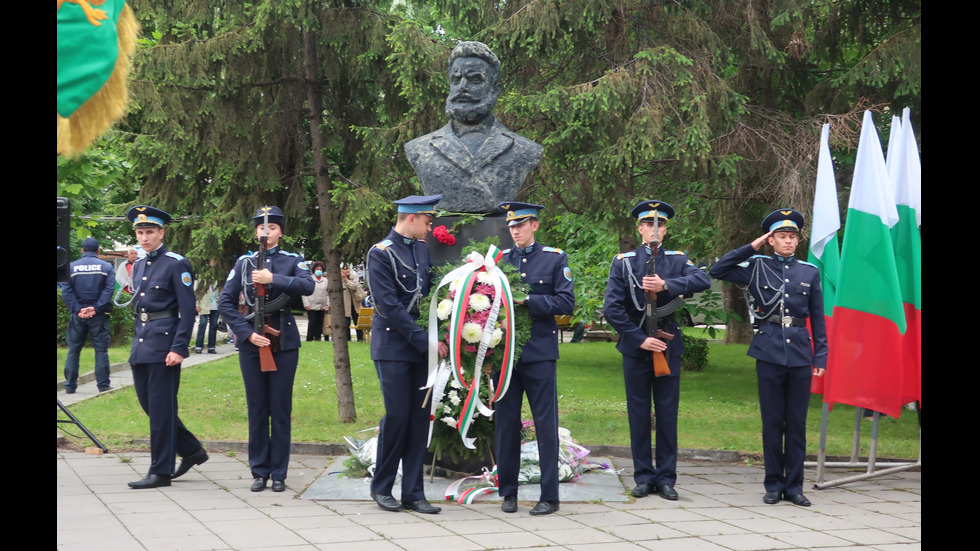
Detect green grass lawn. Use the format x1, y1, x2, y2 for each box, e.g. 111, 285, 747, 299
60, 340, 920, 460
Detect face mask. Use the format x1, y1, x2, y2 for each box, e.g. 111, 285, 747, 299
314, 270, 323, 277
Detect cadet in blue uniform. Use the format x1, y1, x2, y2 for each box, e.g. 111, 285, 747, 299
494, 202, 575, 516
125, 205, 209, 489
61, 237, 115, 393
367, 195, 447, 514
218, 206, 314, 492
710, 209, 827, 507
603, 200, 711, 501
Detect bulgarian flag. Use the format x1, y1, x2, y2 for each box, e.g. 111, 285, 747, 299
888, 108, 922, 407
807, 123, 840, 395
823, 110, 907, 419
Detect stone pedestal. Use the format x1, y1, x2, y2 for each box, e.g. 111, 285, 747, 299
428, 214, 512, 267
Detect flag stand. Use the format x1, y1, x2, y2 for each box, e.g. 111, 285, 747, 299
810, 404, 920, 489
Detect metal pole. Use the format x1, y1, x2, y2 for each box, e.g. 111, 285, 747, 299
813, 461, 920, 490
816, 403, 829, 484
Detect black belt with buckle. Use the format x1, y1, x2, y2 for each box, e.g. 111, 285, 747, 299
762, 314, 807, 328
139, 309, 179, 322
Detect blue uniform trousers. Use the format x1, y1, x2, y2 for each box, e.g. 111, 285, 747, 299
756, 359, 812, 496
64, 313, 111, 391
239, 345, 299, 481
131, 362, 202, 475
494, 359, 560, 501
623, 353, 680, 487
371, 359, 429, 501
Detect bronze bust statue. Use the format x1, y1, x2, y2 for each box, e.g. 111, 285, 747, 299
405, 41, 544, 214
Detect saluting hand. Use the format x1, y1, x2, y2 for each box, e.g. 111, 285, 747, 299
751, 231, 774, 251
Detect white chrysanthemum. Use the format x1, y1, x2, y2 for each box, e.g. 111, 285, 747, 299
469, 292, 491, 312
443, 404, 453, 414
448, 391, 461, 406
450, 378, 463, 390
441, 416, 457, 428
449, 278, 461, 292
461, 321, 484, 344
489, 328, 503, 348
477, 271, 494, 284
437, 299, 454, 320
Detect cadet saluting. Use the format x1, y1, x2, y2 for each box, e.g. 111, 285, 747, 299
218, 206, 314, 492
367, 195, 447, 514
603, 200, 711, 501
710, 208, 826, 507
125, 205, 209, 489
494, 202, 575, 516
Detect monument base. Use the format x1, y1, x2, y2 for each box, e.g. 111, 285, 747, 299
428, 214, 512, 267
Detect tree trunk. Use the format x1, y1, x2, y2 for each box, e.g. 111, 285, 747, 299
721, 281, 754, 345
303, 28, 357, 423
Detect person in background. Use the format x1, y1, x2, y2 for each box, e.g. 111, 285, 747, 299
61, 237, 115, 394
303, 261, 330, 341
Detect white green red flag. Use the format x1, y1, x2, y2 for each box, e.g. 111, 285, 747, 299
807, 123, 840, 395
888, 108, 922, 406
823, 110, 907, 418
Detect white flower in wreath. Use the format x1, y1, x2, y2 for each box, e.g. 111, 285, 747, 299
442, 403, 453, 414
477, 271, 494, 285
468, 292, 491, 312
461, 321, 484, 344
450, 378, 463, 390
489, 327, 503, 348
449, 278, 461, 292
437, 299, 454, 320
448, 390, 460, 406
441, 416, 457, 428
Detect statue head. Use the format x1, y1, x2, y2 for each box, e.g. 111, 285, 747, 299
445, 41, 503, 124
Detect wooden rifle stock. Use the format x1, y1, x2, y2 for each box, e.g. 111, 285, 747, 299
645, 237, 671, 377
254, 228, 278, 372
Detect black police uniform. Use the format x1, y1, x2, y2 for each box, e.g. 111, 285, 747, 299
495, 241, 575, 505
366, 228, 434, 503
710, 211, 827, 500
61, 248, 115, 392
604, 243, 710, 492
128, 244, 204, 476
219, 244, 314, 484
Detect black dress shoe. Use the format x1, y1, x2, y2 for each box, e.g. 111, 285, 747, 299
371, 492, 401, 512
128, 474, 171, 489
501, 495, 518, 513
631, 482, 654, 498
271, 480, 286, 492
250, 477, 269, 492
763, 491, 781, 504
656, 484, 679, 500
173, 448, 209, 479
529, 501, 559, 516
402, 499, 441, 514
784, 493, 811, 507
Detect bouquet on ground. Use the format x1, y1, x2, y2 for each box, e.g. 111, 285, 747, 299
419, 238, 531, 465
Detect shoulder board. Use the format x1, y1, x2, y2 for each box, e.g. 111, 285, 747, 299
280, 251, 300, 257
616, 252, 637, 260
737, 261, 750, 268
502, 248, 511, 255
797, 260, 818, 269
542, 246, 564, 254
665, 250, 684, 256
750, 255, 769, 260
165, 251, 185, 261
373, 239, 393, 251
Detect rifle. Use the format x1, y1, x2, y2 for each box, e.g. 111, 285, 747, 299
645, 216, 673, 377
254, 212, 280, 372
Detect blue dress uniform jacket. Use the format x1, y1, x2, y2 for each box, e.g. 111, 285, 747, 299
494, 242, 575, 502
366, 230, 433, 362
126, 245, 203, 476
603, 245, 710, 489
129, 246, 197, 364
365, 229, 435, 502
709, 244, 828, 368
218, 246, 314, 482
709, 243, 828, 497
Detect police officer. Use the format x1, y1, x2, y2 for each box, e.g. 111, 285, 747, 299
366, 195, 447, 514
603, 200, 711, 501
218, 206, 315, 492
710, 209, 827, 507
494, 202, 575, 516
61, 237, 115, 393
125, 205, 208, 489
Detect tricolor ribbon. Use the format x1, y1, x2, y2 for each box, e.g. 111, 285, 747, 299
424, 245, 517, 449
444, 466, 499, 504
